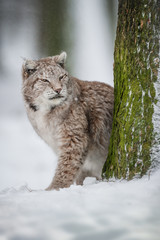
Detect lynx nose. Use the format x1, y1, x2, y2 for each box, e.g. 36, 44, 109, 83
55, 88, 62, 94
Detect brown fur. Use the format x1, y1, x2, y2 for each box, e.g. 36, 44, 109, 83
22, 52, 114, 190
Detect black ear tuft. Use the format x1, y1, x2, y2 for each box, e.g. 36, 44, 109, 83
26, 68, 36, 75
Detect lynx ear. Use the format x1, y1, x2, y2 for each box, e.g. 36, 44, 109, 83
24, 60, 37, 71
23, 60, 37, 78
55, 52, 67, 67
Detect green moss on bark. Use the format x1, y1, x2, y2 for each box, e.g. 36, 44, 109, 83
103, 0, 160, 179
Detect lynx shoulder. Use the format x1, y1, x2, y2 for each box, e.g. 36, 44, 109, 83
22, 52, 114, 190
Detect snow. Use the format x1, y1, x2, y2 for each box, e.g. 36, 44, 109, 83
0, 116, 160, 240
0, 1, 160, 239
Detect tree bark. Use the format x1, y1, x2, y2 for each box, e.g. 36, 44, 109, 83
103, 0, 160, 180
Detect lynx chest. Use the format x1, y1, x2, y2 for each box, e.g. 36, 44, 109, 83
28, 109, 59, 154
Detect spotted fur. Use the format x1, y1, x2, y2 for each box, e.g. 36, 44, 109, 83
22, 52, 114, 190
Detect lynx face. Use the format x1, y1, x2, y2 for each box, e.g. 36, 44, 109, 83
22, 52, 70, 110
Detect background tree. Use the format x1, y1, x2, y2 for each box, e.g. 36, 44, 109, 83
40, 0, 68, 55
103, 0, 160, 179
40, 0, 74, 71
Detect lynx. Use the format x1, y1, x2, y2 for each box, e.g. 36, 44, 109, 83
22, 52, 114, 190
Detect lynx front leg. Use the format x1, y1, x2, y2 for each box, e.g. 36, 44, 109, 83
46, 134, 88, 190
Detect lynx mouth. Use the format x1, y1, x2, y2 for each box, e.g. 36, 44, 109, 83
48, 95, 64, 100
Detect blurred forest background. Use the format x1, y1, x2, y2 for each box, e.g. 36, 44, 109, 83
0, 0, 118, 189
0, 0, 118, 116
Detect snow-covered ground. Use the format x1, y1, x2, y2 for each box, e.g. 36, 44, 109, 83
0, 115, 160, 240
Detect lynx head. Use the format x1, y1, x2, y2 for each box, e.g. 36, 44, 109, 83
22, 52, 71, 111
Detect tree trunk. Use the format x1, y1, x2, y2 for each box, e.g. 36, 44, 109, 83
103, 0, 160, 180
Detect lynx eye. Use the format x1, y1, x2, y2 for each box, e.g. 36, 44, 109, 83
42, 79, 49, 83
59, 74, 67, 81
59, 75, 64, 81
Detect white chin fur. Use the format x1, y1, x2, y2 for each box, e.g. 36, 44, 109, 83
49, 97, 64, 106
35, 95, 65, 112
